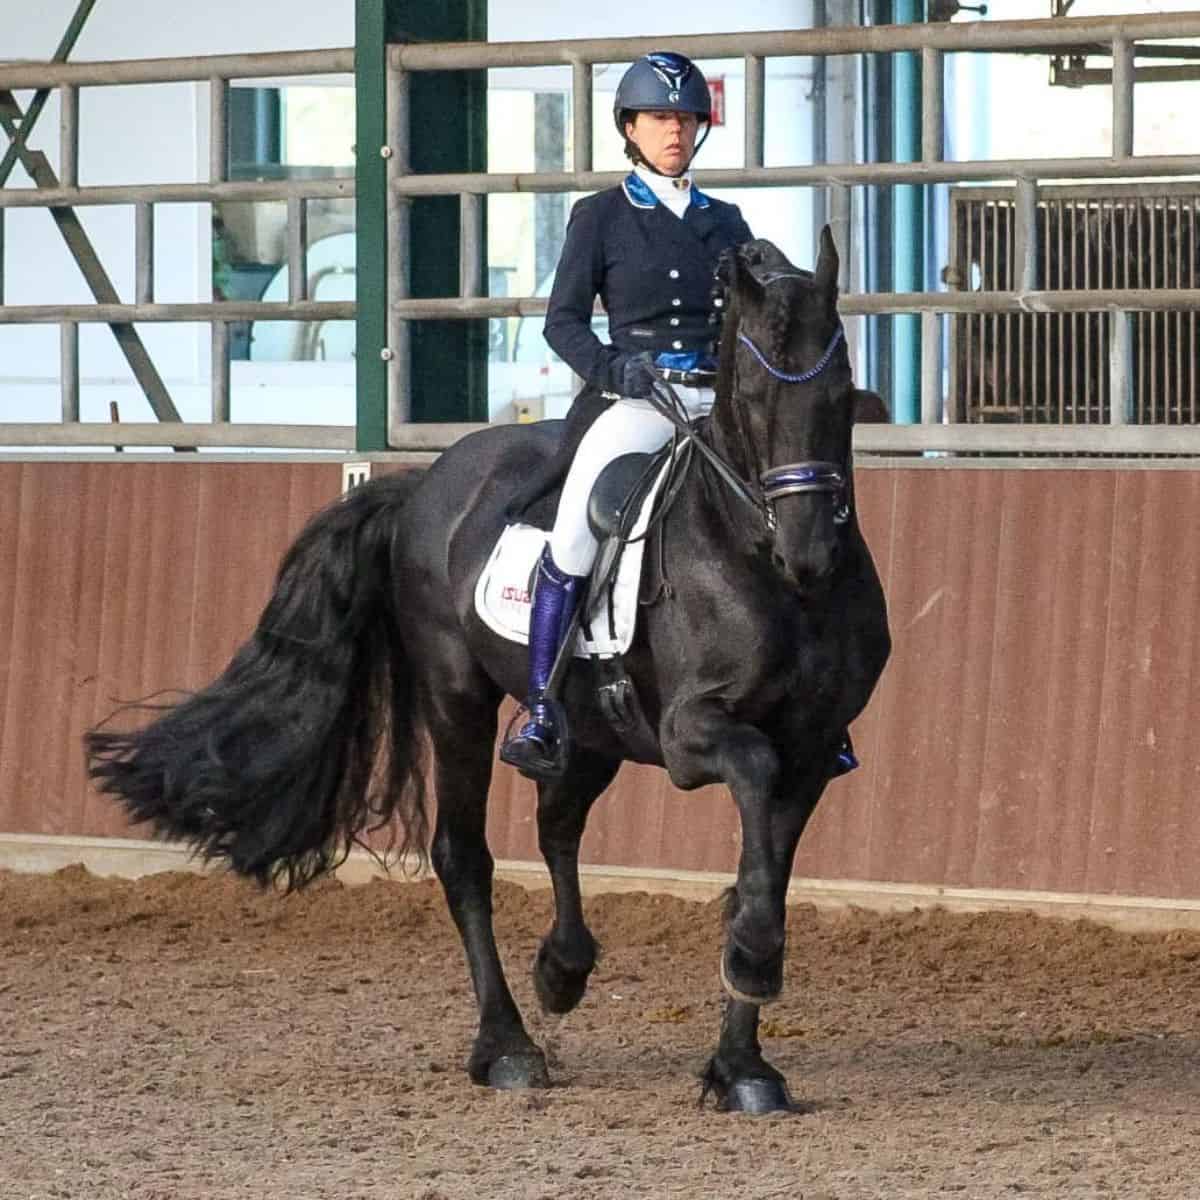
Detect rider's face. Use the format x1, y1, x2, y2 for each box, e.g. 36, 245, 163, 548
625, 109, 700, 176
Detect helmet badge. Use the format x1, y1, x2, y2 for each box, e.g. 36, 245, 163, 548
668, 89, 680, 103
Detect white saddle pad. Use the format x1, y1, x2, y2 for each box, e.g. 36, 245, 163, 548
474, 454, 672, 659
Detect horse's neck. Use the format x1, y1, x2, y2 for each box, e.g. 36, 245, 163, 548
704, 398, 753, 481
686, 397, 859, 562
677, 422, 767, 565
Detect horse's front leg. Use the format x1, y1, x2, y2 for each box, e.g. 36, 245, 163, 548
702, 999, 799, 1113
665, 710, 821, 1113
532, 748, 621, 1014
721, 757, 821, 1009
668, 713, 807, 1003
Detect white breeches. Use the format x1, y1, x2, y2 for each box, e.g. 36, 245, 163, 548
548, 385, 714, 577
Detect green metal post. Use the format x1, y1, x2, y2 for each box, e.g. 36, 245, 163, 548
391, 0, 487, 424
355, 0, 389, 450
356, 0, 488, 444
863, 0, 894, 406
891, 0, 924, 425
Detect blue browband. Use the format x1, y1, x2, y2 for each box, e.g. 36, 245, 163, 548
737, 326, 845, 384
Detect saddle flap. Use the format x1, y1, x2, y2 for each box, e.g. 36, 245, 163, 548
475, 451, 676, 660
586, 451, 659, 543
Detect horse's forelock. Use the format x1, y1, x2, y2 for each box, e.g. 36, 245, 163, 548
716, 246, 833, 394
756, 273, 815, 360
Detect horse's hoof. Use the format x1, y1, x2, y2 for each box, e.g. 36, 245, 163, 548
722, 1077, 800, 1115
533, 941, 592, 1014
719, 944, 783, 1006
485, 1053, 552, 1090
701, 1058, 799, 1115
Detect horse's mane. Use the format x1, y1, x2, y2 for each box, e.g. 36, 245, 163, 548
713, 282, 742, 406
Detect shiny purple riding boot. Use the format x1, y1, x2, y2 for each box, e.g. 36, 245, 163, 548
499, 545, 583, 779
831, 732, 859, 778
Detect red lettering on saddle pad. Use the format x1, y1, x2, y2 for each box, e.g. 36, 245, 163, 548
500, 585, 530, 604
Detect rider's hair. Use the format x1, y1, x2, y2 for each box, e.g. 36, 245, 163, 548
618, 110, 639, 163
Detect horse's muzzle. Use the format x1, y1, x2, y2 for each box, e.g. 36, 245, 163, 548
772, 541, 842, 594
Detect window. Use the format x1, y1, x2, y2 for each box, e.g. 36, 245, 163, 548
214, 83, 355, 362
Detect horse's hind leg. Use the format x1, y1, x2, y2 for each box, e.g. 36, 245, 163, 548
532, 748, 620, 1014
428, 689, 549, 1089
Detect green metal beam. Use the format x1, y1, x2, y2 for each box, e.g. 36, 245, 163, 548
356, 0, 488, 446
393, 0, 488, 424
891, 0, 925, 425
355, 0, 389, 450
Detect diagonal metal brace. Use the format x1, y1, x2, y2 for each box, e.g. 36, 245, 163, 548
0, 89, 183, 423
0, 0, 99, 186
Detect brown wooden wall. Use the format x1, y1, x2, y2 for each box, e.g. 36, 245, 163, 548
2, 458, 1198, 900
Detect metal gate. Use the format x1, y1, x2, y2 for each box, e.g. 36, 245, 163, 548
949, 183, 1200, 426
5, 9, 1200, 455
378, 10, 1200, 456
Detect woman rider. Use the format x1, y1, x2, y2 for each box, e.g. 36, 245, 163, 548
500, 52, 860, 782
499, 51, 753, 777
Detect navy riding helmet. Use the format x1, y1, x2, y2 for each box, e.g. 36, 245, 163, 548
612, 51, 713, 172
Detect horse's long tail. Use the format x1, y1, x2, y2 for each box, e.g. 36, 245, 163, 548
84, 473, 428, 890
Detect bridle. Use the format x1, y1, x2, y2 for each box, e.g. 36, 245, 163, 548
737, 325, 844, 386
645, 313, 850, 539
714, 260, 853, 532
731, 322, 850, 533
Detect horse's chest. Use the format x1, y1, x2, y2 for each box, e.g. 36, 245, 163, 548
755, 621, 841, 700
694, 608, 840, 704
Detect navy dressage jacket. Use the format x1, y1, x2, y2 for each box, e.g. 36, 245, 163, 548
544, 172, 753, 393
505, 174, 751, 523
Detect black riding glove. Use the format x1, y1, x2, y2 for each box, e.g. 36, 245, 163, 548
614, 351, 659, 400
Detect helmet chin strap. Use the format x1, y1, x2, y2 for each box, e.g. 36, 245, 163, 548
633, 120, 712, 178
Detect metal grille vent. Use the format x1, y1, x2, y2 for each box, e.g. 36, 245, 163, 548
949, 185, 1200, 424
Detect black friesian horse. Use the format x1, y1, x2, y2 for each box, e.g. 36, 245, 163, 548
86, 232, 890, 1114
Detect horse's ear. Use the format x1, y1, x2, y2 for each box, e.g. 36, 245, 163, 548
852, 388, 890, 424
815, 225, 839, 297
713, 245, 739, 298
729, 241, 765, 303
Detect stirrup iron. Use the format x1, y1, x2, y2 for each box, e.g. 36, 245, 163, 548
499, 692, 571, 779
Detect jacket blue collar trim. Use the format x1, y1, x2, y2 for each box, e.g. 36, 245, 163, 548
621, 172, 657, 209
622, 171, 712, 212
